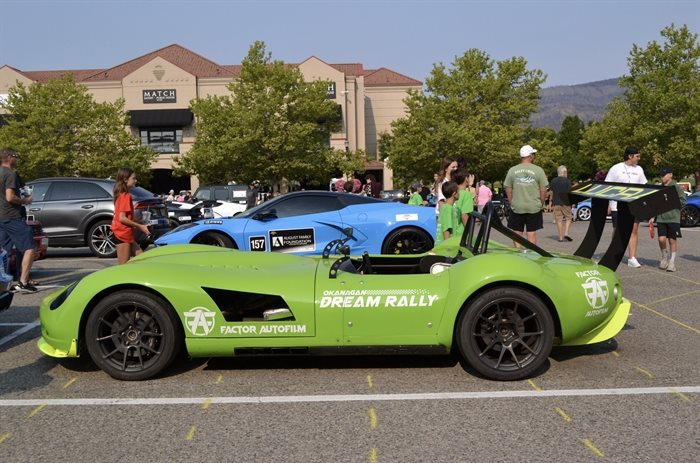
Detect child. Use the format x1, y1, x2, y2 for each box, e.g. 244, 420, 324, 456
648, 167, 686, 272
436, 181, 460, 244
408, 182, 425, 206
452, 168, 474, 238
111, 167, 150, 265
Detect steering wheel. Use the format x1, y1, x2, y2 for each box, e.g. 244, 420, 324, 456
360, 252, 373, 275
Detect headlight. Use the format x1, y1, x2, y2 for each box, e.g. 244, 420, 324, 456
50, 281, 79, 310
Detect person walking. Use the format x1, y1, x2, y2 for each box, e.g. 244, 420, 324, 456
111, 167, 150, 265
649, 167, 686, 272
246, 180, 260, 210
549, 165, 574, 242
605, 147, 647, 267
0, 148, 37, 292
453, 168, 473, 237
504, 145, 548, 246
476, 180, 492, 213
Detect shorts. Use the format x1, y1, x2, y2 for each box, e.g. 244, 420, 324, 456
553, 205, 572, 222
611, 211, 640, 228
657, 222, 681, 239
0, 218, 35, 253
507, 211, 543, 232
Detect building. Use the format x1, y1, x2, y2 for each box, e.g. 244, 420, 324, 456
0, 44, 421, 193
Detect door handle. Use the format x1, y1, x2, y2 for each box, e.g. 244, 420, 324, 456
81, 205, 94, 209
28, 207, 41, 212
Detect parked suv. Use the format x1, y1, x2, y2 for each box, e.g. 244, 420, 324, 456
26, 178, 170, 258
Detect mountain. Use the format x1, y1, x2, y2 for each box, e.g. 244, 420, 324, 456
532, 78, 624, 130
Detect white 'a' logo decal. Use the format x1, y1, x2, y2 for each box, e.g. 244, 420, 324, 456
581, 277, 609, 309
184, 307, 216, 336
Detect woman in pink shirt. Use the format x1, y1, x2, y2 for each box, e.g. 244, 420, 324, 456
476, 180, 493, 213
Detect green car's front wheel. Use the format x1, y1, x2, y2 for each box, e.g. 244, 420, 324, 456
457, 287, 553, 381
85, 291, 183, 381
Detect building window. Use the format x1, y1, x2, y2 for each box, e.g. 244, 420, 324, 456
140, 128, 182, 153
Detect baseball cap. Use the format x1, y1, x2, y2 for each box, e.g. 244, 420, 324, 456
659, 167, 673, 176
519, 145, 537, 157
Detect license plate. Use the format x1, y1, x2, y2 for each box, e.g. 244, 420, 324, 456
179, 216, 191, 221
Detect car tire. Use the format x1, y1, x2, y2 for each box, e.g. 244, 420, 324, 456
680, 205, 699, 227
576, 206, 592, 222
456, 286, 553, 381
85, 290, 182, 381
87, 220, 117, 258
192, 231, 236, 248
381, 227, 433, 254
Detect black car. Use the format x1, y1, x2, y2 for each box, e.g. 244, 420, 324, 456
26, 177, 170, 258
166, 201, 203, 228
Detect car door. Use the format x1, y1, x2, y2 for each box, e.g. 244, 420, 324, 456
318, 268, 450, 345
242, 195, 344, 255
30, 181, 105, 241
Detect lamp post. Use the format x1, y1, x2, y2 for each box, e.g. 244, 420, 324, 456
341, 90, 349, 152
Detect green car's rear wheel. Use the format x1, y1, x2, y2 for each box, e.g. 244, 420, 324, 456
85, 291, 182, 381
457, 287, 553, 381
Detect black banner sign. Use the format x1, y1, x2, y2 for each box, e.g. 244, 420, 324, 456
143, 89, 177, 104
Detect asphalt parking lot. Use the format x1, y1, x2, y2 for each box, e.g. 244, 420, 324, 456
1, 215, 698, 462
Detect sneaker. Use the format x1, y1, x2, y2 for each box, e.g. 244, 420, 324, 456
627, 257, 641, 268
666, 263, 676, 272
659, 257, 668, 270
10, 281, 38, 293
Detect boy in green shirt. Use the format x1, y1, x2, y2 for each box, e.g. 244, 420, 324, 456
648, 167, 687, 272
408, 182, 425, 206
436, 181, 459, 244
452, 168, 473, 238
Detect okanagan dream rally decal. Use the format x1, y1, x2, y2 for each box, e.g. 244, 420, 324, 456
319, 289, 438, 308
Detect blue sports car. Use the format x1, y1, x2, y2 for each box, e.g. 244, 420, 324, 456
681, 191, 699, 227
155, 191, 436, 255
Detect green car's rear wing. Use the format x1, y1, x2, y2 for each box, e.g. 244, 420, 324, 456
565, 181, 681, 271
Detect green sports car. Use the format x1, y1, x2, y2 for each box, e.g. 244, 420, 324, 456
37, 182, 680, 381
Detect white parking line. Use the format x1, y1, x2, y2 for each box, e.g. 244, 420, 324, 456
0, 320, 40, 347
0, 386, 697, 407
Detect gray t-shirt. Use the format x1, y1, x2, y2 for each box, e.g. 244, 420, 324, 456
0, 166, 23, 219
549, 176, 572, 206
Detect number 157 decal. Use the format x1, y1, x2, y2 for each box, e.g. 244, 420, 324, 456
249, 236, 267, 251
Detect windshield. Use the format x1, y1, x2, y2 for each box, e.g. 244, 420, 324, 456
235, 195, 277, 218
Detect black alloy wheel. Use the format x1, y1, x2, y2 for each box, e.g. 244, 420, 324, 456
680, 205, 699, 227
457, 287, 553, 381
85, 291, 182, 380
381, 227, 433, 254
192, 232, 236, 248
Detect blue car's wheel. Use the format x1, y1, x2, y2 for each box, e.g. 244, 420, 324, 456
457, 286, 553, 381
192, 231, 236, 248
576, 206, 592, 222
85, 291, 182, 381
680, 205, 699, 227
381, 227, 433, 254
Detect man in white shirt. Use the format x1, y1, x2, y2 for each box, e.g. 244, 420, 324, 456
605, 146, 648, 267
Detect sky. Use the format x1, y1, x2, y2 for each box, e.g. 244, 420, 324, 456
1, 0, 698, 88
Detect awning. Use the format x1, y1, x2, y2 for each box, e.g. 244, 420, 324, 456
129, 109, 193, 128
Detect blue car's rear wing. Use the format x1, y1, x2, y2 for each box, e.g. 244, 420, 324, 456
565, 181, 681, 271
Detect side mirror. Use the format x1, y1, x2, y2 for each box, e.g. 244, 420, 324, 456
254, 209, 277, 221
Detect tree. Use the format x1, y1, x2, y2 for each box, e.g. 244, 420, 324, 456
176, 41, 358, 191
581, 24, 700, 185
0, 75, 156, 182
379, 49, 546, 186
557, 115, 596, 181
